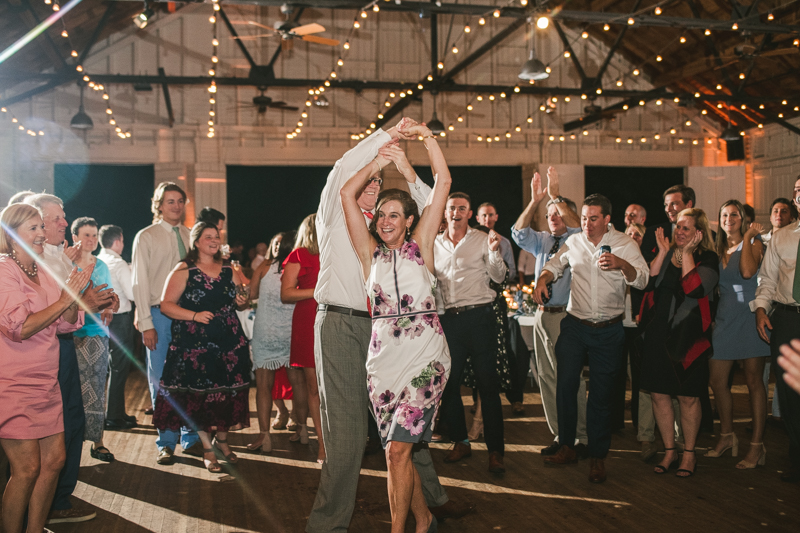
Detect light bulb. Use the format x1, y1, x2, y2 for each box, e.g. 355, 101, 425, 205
464, 25, 471, 33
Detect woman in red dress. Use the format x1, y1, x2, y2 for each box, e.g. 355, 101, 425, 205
281, 214, 324, 462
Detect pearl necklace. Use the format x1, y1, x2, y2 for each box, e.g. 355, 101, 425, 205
674, 248, 683, 266
9, 249, 38, 278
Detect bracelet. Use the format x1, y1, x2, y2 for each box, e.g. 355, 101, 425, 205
422, 134, 437, 140
374, 158, 382, 172
192, 312, 197, 321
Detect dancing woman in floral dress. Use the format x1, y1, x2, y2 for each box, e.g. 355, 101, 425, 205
341, 122, 451, 533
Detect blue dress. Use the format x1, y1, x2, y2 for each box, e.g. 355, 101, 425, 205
712, 240, 770, 360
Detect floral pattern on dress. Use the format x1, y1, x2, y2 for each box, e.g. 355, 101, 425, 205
368, 361, 448, 439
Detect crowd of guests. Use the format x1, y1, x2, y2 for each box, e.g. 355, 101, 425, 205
3, 117, 800, 533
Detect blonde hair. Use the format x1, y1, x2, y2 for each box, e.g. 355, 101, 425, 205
672, 207, 715, 254
294, 214, 319, 256
625, 222, 646, 238
0, 204, 41, 254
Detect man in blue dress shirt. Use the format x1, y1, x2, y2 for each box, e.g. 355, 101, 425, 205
511, 168, 587, 457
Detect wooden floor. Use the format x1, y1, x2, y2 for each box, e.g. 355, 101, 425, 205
49, 370, 799, 533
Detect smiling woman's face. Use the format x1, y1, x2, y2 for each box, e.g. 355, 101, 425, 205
15, 215, 47, 256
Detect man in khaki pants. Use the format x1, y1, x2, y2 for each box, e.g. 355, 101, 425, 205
511, 168, 588, 457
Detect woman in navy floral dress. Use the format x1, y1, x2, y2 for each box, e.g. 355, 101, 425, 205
341, 122, 451, 533
154, 222, 252, 473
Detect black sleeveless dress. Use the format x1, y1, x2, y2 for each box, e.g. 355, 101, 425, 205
153, 261, 251, 432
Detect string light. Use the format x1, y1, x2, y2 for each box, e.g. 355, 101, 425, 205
603, 24, 610, 31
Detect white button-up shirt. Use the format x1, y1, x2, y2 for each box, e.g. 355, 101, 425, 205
314, 129, 432, 311
434, 227, 507, 309
544, 228, 648, 322
39, 242, 74, 283
98, 248, 134, 314
131, 219, 190, 331
752, 221, 800, 313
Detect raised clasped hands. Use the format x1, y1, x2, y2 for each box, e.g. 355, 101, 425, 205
393, 117, 421, 140
488, 230, 501, 252
745, 222, 764, 240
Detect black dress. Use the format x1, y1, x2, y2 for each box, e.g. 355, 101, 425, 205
639, 249, 719, 398
153, 261, 252, 432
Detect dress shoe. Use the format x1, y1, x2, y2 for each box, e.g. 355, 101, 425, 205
540, 440, 561, 456
123, 414, 137, 424
156, 447, 174, 465
512, 402, 525, 416
104, 418, 136, 430
144, 407, 154, 415
46, 507, 97, 524
488, 452, 505, 474
574, 443, 589, 459
431, 433, 448, 443
640, 441, 658, 463
444, 442, 472, 463
182, 441, 205, 457
428, 499, 476, 522
589, 458, 607, 483
90, 445, 115, 462
780, 466, 800, 482
543, 445, 577, 466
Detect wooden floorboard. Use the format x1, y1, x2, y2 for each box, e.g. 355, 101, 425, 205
44, 368, 800, 533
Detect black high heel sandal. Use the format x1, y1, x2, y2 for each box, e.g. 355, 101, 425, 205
676, 449, 697, 478
653, 447, 678, 474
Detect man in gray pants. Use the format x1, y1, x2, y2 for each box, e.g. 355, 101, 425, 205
307, 119, 473, 532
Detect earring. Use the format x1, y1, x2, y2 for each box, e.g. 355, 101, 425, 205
406, 227, 411, 239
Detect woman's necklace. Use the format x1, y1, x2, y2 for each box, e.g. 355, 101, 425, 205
674, 248, 683, 266
10, 249, 38, 278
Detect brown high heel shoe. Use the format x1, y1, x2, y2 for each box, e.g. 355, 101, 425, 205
735, 442, 766, 469
704, 432, 738, 458
213, 438, 239, 464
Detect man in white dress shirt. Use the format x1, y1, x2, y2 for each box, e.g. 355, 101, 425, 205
26, 193, 115, 525
475, 202, 517, 281
307, 120, 471, 532
753, 176, 800, 483
98, 225, 138, 430
534, 194, 648, 483
132, 182, 202, 464
434, 192, 508, 474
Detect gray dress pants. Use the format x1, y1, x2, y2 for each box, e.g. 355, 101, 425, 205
306, 310, 448, 533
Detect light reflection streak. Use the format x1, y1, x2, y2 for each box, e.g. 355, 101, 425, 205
0, 0, 83, 66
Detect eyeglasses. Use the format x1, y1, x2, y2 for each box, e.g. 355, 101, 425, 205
369, 177, 383, 186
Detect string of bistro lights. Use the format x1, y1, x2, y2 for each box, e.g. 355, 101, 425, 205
1, 0, 131, 139
208, 0, 220, 138
285, 0, 799, 144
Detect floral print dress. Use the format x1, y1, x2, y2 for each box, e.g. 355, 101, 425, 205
153, 261, 251, 433
366, 240, 451, 447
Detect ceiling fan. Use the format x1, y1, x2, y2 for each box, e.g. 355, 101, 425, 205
231, 20, 340, 50
237, 88, 299, 115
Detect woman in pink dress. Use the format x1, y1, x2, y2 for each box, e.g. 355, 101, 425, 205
0, 203, 89, 533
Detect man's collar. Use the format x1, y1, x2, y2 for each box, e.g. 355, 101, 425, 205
100, 248, 122, 259
159, 219, 181, 231
44, 241, 63, 253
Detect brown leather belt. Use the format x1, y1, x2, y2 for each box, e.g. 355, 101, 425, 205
774, 302, 800, 314
444, 302, 492, 315
567, 313, 624, 328
317, 304, 371, 319
540, 306, 566, 313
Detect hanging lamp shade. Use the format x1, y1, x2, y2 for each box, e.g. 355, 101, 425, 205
519, 48, 549, 81
70, 86, 93, 130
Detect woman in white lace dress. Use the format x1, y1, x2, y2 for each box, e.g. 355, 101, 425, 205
341, 122, 451, 533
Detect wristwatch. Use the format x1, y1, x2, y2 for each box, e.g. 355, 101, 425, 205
551, 196, 565, 204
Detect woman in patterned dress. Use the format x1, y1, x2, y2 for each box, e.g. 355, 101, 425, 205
154, 222, 252, 473
341, 123, 451, 533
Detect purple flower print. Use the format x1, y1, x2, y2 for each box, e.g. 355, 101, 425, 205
399, 241, 424, 266
378, 390, 395, 406
369, 331, 382, 354
420, 296, 436, 312
397, 387, 410, 404
400, 294, 414, 311
373, 244, 393, 263
398, 404, 426, 436
389, 324, 404, 345
371, 283, 396, 316
408, 322, 425, 340
414, 383, 435, 408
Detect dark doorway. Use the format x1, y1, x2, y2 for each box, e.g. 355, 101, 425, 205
414, 165, 524, 255
54, 164, 155, 262
584, 166, 684, 231
226, 165, 331, 250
